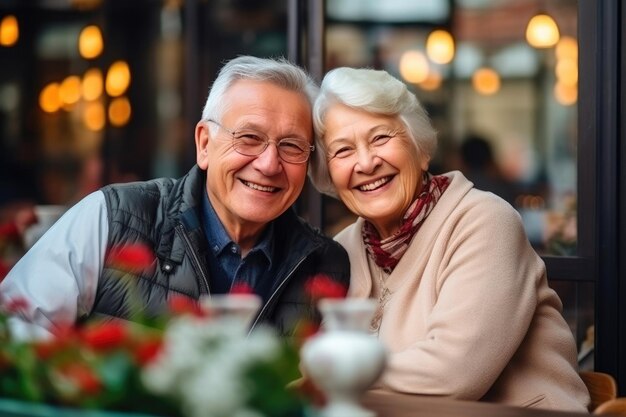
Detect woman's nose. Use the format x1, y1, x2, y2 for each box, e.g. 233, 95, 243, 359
355, 146, 381, 174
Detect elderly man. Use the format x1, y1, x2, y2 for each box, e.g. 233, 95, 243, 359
0, 56, 350, 339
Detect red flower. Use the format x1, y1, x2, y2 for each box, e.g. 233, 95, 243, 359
80, 321, 128, 351
34, 340, 65, 361
0, 221, 19, 240
108, 244, 155, 273
304, 274, 347, 300
133, 338, 163, 366
230, 282, 254, 295
1, 297, 29, 314
293, 320, 320, 348
167, 295, 203, 317
52, 321, 80, 340
59, 363, 102, 396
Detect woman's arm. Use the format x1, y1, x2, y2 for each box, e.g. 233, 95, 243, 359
382, 196, 545, 399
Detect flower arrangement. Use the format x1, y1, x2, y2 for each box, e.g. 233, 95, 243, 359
0, 242, 346, 417
0, 207, 37, 280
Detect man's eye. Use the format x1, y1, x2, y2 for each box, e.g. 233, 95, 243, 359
237, 133, 265, 144
280, 140, 307, 152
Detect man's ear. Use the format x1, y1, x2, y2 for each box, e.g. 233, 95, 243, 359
195, 122, 210, 169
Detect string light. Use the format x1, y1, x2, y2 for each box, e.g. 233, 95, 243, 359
525, 13, 560, 48
82, 68, 104, 101
399, 50, 429, 84
106, 60, 131, 97
39, 83, 62, 113
83, 101, 106, 131
426, 29, 455, 65
0, 15, 19, 46
109, 96, 132, 126
472, 68, 500, 95
79, 25, 104, 59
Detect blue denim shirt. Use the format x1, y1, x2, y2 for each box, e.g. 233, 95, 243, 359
201, 190, 274, 297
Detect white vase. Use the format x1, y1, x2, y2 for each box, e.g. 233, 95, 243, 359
199, 293, 262, 328
300, 298, 387, 417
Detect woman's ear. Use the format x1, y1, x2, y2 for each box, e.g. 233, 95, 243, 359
195, 122, 210, 168
420, 155, 430, 172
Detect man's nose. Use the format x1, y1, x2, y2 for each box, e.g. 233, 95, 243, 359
253, 141, 283, 175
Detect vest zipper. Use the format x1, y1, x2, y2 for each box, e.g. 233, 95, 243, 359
249, 254, 308, 332
176, 224, 211, 294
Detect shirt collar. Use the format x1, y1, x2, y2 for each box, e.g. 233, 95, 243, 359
201, 190, 274, 266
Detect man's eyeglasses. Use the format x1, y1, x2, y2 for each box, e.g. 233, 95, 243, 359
207, 119, 315, 164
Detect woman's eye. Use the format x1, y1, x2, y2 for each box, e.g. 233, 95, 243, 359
372, 135, 392, 145
331, 147, 354, 159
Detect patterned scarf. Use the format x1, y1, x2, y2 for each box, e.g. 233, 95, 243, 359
362, 173, 450, 273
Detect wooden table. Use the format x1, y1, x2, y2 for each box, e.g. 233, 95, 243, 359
361, 390, 590, 417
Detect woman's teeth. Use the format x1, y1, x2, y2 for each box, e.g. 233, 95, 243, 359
359, 176, 390, 191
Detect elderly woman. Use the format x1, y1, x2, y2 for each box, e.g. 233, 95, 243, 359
308, 67, 589, 412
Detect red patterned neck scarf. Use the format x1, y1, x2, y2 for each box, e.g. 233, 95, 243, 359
362, 173, 450, 273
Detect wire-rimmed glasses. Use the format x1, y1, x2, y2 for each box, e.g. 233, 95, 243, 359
207, 119, 315, 164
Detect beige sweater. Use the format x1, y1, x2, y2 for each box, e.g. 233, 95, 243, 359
335, 171, 589, 412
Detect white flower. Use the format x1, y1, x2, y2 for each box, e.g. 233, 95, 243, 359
141, 316, 284, 417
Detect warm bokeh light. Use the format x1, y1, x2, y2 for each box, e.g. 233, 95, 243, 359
525, 13, 560, 48
83, 101, 106, 131
399, 50, 429, 84
79, 25, 104, 59
108, 96, 131, 126
59, 75, 82, 106
72, 0, 104, 9
472, 67, 501, 95
556, 36, 578, 60
555, 57, 578, 86
106, 60, 131, 97
39, 83, 62, 113
554, 81, 577, 106
426, 29, 455, 65
419, 70, 443, 91
0, 15, 19, 46
82, 68, 104, 101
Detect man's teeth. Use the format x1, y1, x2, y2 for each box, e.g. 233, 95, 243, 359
242, 180, 277, 192
359, 177, 390, 191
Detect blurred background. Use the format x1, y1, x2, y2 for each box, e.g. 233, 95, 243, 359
0, 0, 620, 382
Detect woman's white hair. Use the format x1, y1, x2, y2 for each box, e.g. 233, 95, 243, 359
308, 67, 437, 198
201, 55, 319, 122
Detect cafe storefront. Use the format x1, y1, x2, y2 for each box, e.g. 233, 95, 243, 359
0, 0, 624, 394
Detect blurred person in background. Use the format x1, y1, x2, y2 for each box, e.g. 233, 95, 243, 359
0, 55, 350, 340
458, 133, 518, 207
308, 67, 589, 411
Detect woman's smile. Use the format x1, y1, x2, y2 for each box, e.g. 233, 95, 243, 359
355, 175, 394, 192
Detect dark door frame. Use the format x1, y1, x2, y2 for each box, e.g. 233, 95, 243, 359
578, 0, 624, 394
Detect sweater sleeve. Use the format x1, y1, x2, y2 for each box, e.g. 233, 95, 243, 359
381, 195, 546, 399
0, 191, 109, 340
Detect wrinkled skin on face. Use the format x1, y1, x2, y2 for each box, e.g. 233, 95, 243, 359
195, 80, 313, 251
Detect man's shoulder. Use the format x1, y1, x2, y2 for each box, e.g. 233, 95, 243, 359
101, 166, 203, 212
102, 178, 177, 196
102, 177, 177, 204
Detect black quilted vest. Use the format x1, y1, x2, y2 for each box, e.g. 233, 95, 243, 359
91, 165, 350, 336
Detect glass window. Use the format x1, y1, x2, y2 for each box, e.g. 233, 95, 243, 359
0, 0, 288, 213
322, 0, 578, 257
